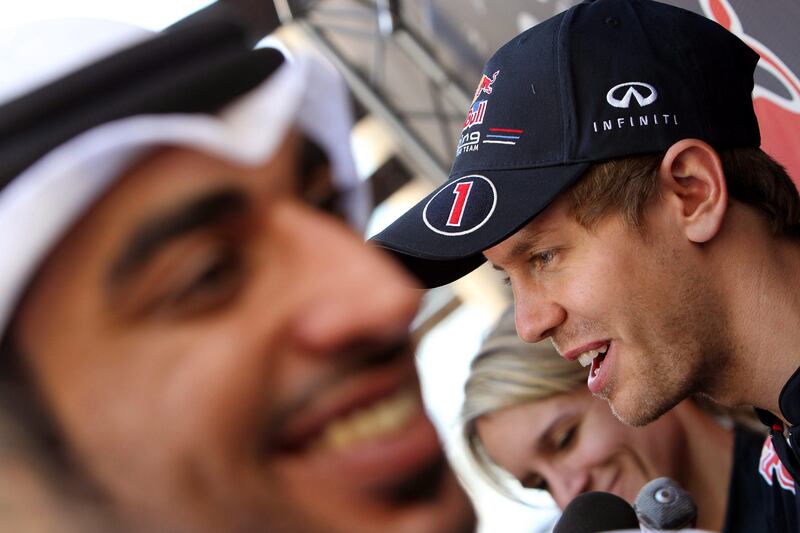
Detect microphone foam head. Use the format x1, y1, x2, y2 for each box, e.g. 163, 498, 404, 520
634, 477, 698, 530
553, 491, 640, 533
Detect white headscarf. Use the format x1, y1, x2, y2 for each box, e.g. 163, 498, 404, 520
0, 18, 367, 333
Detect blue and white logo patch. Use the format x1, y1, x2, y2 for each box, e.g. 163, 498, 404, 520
422, 175, 497, 236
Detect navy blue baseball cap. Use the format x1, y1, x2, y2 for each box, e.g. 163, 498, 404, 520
371, 0, 760, 287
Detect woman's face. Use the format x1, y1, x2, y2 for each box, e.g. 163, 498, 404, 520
475, 388, 686, 509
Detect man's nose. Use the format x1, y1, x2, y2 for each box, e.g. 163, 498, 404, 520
513, 288, 566, 343
281, 204, 422, 353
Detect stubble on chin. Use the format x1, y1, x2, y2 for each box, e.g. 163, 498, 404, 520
605, 378, 687, 427
601, 336, 725, 427
603, 291, 730, 428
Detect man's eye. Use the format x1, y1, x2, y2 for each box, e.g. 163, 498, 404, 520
530, 249, 557, 270
161, 247, 244, 316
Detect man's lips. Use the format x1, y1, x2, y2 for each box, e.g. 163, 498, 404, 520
259, 336, 452, 488
269, 365, 419, 454
561, 340, 612, 362
279, 386, 421, 454
587, 342, 614, 394
267, 378, 445, 489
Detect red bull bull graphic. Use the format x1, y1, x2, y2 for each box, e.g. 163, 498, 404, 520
701, 0, 800, 186
473, 70, 500, 103
462, 70, 499, 131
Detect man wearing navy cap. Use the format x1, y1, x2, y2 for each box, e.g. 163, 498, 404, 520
0, 12, 474, 533
373, 0, 800, 530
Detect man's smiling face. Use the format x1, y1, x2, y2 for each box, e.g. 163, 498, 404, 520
483, 192, 729, 426
11, 131, 474, 533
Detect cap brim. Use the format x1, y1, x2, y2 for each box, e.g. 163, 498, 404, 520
371, 162, 590, 287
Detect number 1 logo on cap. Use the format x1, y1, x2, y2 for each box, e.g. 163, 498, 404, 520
423, 175, 497, 237
447, 181, 474, 227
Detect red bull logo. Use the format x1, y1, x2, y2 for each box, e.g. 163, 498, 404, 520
701, 0, 800, 186
463, 99, 487, 130
472, 70, 500, 104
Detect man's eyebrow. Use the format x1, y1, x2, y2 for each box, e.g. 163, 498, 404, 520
108, 187, 249, 285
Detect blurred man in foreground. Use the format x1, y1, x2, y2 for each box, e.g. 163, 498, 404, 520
0, 13, 474, 533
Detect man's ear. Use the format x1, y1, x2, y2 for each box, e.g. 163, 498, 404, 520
657, 139, 728, 243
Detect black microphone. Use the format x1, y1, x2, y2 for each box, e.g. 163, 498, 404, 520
553, 491, 640, 533
634, 477, 698, 531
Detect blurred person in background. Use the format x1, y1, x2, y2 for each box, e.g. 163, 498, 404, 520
461, 307, 768, 533
0, 11, 474, 533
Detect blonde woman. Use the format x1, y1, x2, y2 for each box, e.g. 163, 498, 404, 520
462, 307, 768, 533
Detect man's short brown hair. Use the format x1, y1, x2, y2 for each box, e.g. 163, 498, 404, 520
569, 147, 800, 239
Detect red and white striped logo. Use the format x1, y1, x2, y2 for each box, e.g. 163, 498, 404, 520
759, 436, 796, 494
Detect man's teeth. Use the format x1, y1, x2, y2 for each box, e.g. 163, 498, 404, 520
577, 344, 609, 368
317, 389, 418, 451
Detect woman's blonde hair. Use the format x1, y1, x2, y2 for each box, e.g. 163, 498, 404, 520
460, 306, 587, 497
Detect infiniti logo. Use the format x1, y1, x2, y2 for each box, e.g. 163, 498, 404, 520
606, 82, 658, 108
